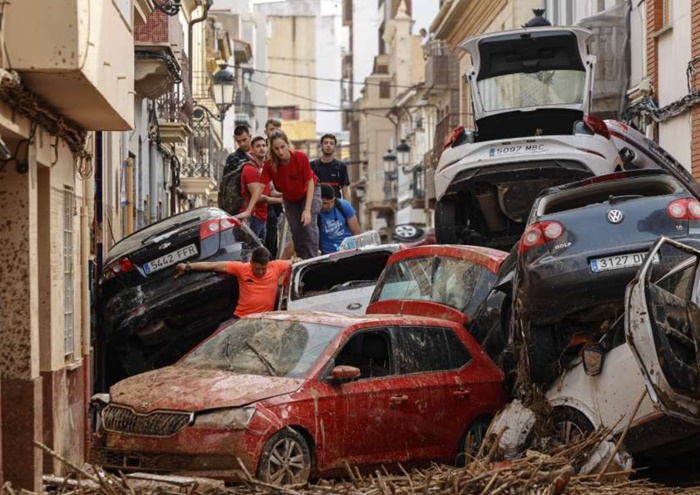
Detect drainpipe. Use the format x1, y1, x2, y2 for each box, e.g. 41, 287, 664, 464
149, 137, 158, 223
187, 2, 212, 159
81, 136, 93, 460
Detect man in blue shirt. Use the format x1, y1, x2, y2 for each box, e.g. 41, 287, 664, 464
318, 184, 361, 254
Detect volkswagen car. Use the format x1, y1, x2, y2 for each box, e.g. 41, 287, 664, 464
514, 170, 700, 383
433, 25, 622, 249
97, 207, 261, 387
91, 311, 506, 483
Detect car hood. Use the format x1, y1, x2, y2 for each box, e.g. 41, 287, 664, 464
460, 26, 594, 123
109, 366, 304, 413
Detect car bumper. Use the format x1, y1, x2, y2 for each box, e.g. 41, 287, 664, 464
518, 239, 700, 325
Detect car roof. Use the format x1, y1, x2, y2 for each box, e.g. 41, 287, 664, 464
385, 245, 508, 274
291, 243, 402, 268
246, 310, 462, 329
537, 169, 675, 198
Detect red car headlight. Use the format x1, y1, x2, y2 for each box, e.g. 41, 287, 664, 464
193, 406, 256, 430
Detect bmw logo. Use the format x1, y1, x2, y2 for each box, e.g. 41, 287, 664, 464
607, 209, 624, 224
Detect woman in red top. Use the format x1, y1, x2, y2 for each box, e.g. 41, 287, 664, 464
238, 130, 321, 259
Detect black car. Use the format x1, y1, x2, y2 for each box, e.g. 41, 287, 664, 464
514, 169, 700, 383
97, 207, 261, 388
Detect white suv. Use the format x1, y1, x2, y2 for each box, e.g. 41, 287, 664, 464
434, 26, 622, 249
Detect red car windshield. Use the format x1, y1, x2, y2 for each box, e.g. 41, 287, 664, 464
373, 256, 497, 315
180, 318, 343, 378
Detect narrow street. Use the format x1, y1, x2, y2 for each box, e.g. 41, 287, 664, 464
2, 0, 700, 493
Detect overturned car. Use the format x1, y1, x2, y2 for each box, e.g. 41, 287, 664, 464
434, 25, 622, 249
97, 207, 261, 388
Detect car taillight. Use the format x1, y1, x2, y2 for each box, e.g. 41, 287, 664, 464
667, 198, 700, 220
200, 217, 240, 240
584, 115, 611, 139
101, 257, 135, 282
519, 221, 565, 253
580, 172, 629, 186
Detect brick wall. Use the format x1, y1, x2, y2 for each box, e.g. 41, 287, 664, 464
134, 9, 168, 44
692, 0, 700, 179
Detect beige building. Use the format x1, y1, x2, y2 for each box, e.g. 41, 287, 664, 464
351, 1, 426, 238
0, 0, 142, 489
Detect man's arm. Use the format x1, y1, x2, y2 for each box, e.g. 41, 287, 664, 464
340, 163, 350, 200
237, 182, 264, 219
301, 178, 315, 226
174, 261, 229, 279
346, 215, 361, 236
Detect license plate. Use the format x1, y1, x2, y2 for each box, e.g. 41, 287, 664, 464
143, 244, 198, 275
590, 252, 660, 273
488, 144, 548, 157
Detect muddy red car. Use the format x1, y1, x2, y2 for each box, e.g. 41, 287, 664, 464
91, 311, 506, 483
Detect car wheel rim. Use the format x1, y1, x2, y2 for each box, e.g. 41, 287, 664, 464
268, 438, 307, 485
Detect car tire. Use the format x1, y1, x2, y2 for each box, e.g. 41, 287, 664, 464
524, 323, 561, 385
256, 428, 312, 485
456, 416, 492, 466
547, 407, 594, 445
435, 199, 462, 244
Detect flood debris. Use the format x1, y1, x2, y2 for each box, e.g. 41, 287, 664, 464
22, 433, 700, 495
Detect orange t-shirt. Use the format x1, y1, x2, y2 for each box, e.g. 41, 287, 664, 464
226, 260, 291, 317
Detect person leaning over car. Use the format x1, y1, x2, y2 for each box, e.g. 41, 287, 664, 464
174, 246, 290, 318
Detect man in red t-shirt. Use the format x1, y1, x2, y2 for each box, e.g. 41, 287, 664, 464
237, 130, 321, 259
174, 246, 290, 318
240, 136, 282, 241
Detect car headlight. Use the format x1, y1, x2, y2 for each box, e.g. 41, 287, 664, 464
193, 407, 256, 430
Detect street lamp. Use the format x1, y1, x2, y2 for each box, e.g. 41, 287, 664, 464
192, 66, 236, 122
382, 149, 397, 178
396, 139, 411, 170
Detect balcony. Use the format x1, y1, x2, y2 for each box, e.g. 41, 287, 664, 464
424, 40, 456, 91
155, 90, 192, 145
135, 44, 182, 100
5, 0, 134, 130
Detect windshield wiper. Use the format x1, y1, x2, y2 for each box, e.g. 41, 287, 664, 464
246, 341, 278, 377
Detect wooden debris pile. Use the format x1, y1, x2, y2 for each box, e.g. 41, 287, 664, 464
3, 435, 699, 495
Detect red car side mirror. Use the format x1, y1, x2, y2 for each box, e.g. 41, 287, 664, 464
331, 365, 360, 384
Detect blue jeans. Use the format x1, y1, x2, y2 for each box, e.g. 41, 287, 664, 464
249, 216, 267, 242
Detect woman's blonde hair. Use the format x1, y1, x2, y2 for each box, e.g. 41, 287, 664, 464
269, 129, 292, 172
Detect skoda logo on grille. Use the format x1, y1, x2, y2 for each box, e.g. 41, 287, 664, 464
607, 209, 624, 224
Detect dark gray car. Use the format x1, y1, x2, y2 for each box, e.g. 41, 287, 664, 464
514, 169, 700, 383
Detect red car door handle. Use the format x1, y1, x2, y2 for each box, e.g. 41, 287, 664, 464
453, 389, 471, 399
389, 395, 408, 405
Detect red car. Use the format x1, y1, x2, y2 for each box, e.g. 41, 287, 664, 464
91, 311, 506, 483
366, 245, 509, 326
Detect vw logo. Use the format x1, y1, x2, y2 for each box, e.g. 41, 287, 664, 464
607, 209, 624, 224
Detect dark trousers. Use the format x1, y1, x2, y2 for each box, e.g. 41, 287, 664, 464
265, 205, 281, 258
284, 186, 321, 260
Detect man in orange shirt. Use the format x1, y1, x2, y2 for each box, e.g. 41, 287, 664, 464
174, 246, 290, 318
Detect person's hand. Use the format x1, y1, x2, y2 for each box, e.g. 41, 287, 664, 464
301, 210, 311, 226
174, 263, 187, 279
235, 211, 251, 220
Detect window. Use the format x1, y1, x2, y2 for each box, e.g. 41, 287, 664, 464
64, 187, 74, 357
373, 256, 498, 315
334, 329, 394, 379
379, 81, 391, 99
396, 327, 471, 374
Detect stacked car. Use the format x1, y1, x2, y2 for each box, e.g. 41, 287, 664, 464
92, 22, 700, 485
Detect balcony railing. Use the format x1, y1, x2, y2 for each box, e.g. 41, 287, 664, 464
156, 89, 189, 123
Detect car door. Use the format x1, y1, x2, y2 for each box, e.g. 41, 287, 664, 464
327, 327, 416, 466
393, 326, 477, 461
626, 237, 700, 424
